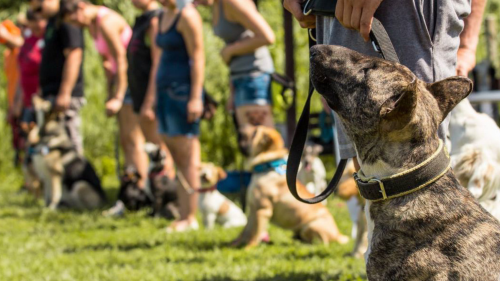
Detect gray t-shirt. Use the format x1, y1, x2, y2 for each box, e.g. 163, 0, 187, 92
318, 0, 470, 82
317, 0, 471, 159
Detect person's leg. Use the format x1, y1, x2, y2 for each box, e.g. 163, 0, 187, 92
235, 104, 274, 128
163, 135, 200, 226
117, 104, 148, 188
139, 116, 175, 179
232, 73, 274, 129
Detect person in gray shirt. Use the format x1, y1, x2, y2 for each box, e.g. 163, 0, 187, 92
284, 0, 485, 169
198, 0, 276, 129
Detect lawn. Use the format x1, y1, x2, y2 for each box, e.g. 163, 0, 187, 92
0, 172, 366, 281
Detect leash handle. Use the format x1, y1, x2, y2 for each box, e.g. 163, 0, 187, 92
286, 18, 399, 204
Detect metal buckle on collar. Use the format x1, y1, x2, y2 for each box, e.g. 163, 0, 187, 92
371, 40, 381, 54
368, 178, 387, 200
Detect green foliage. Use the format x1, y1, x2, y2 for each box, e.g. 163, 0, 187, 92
0, 181, 366, 281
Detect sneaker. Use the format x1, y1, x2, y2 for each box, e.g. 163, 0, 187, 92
102, 200, 125, 217
165, 219, 199, 233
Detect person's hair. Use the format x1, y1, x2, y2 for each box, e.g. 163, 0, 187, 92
60, 0, 89, 17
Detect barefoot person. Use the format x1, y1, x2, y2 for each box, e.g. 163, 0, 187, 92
197, 0, 275, 129
157, 0, 204, 232
61, 0, 149, 190
129, 0, 175, 179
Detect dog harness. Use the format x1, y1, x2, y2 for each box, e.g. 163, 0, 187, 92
355, 140, 451, 202
253, 158, 287, 175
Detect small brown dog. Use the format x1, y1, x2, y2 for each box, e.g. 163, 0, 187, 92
232, 126, 349, 247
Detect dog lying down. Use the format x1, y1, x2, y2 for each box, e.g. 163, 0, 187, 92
232, 126, 349, 248
30, 96, 107, 210
310, 45, 500, 280
198, 163, 247, 229
450, 99, 500, 221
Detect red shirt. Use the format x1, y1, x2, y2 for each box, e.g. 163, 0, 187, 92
18, 35, 44, 107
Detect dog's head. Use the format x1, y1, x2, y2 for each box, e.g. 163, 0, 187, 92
301, 144, 323, 172
30, 96, 68, 146
239, 126, 288, 165
310, 45, 472, 165
144, 143, 166, 173
199, 162, 227, 189
452, 145, 499, 201
118, 167, 151, 211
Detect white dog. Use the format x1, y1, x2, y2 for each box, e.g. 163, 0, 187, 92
450, 99, 500, 220
198, 163, 247, 229
298, 144, 327, 202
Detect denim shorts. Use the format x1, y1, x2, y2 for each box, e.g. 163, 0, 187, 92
123, 90, 133, 106
156, 82, 200, 137
231, 73, 272, 107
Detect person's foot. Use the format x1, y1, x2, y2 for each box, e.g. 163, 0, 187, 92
165, 219, 199, 233
102, 200, 125, 217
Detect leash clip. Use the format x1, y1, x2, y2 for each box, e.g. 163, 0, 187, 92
371, 40, 381, 54
368, 178, 387, 200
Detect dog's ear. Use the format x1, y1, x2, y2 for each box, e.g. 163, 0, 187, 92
427, 76, 472, 120
312, 145, 323, 156
217, 167, 227, 181
32, 96, 52, 112
380, 80, 418, 131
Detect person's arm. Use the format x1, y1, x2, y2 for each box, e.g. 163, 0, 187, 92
0, 25, 24, 49
178, 6, 204, 123
283, 0, 316, 28
456, 0, 487, 77
100, 16, 128, 103
55, 47, 82, 111
220, 0, 275, 65
12, 80, 23, 118
55, 23, 84, 112
140, 15, 161, 120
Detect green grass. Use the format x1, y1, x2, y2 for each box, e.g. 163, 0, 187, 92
0, 172, 366, 281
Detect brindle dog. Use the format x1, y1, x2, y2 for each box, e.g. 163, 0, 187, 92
310, 45, 500, 280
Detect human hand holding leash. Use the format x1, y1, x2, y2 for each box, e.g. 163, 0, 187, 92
187, 98, 203, 123
283, 0, 316, 28
335, 0, 383, 42
54, 92, 71, 112
105, 97, 123, 117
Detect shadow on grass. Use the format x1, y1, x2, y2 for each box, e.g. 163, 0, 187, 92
199, 272, 367, 281
63, 239, 164, 254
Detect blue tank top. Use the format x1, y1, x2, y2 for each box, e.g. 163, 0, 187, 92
156, 13, 191, 87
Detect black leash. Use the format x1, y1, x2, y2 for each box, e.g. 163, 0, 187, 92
286, 18, 400, 204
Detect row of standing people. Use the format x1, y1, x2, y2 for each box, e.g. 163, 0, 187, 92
1, 0, 276, 232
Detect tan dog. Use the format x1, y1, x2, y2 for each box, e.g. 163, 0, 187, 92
336, 161, 368, 258
233, 126, 349, 247
198, 163, 247, 229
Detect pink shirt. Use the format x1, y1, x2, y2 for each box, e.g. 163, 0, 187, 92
18, 35, 44, 107
91, 7, 132, 75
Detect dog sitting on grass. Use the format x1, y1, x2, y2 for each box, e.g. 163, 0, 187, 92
30, 96, 107, 210
198, 162, 247, 229
232, 126, 349, 247
310, 45, 500, 280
